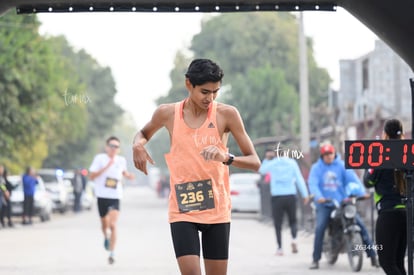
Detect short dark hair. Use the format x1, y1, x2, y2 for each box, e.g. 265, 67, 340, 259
384, 119, 403, 139
185, 59, 224, 87
106, 136, 120, 144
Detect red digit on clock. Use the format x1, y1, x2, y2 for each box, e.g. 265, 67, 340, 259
367, 142, 383, 167
411, 144, 414, 166
348, 142, 364, 167
403, 144, 408, 164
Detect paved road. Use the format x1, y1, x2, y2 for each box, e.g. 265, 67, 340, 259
0, 185, 384, 275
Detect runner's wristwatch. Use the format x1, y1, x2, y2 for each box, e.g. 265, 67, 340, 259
223, 153, 235, 165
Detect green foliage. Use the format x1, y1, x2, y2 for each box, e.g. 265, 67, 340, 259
156, 52, 191, 105
42, 39, 123, 169
0, 12, 123, 173
223, 64, 299, 139
190, 13, 330, 137
0, 12, 86, 173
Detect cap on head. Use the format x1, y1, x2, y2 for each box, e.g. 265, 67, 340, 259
320, 144, 335, 155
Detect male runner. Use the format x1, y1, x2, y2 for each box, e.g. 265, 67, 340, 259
89, 136, 135, 264
132, 59, 261, 275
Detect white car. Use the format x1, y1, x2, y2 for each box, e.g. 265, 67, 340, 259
230, 173, 261, 213
9, 175, 53, 222
38, 169, 70, 213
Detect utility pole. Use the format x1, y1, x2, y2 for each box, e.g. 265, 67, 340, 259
299, 12, 310, 163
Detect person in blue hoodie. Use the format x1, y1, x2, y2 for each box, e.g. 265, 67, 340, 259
308, 143, 377, 269
22, 166, 38, 225
259, 150, 309, 256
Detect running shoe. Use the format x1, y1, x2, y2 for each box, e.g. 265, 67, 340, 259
291, 242, 298, 253
309, 261, 319, 269
275, 248, 284, 256
104, 238, 110, 251
108, 256, 115, 265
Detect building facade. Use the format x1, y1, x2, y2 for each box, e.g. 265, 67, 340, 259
338, 40, 414, 129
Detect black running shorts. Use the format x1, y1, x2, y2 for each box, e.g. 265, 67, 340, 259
97, 198, 120, 218
170, 221, 231, 260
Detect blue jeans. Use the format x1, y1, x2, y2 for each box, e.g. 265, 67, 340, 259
355, 215, 376, 258
312, 204, 376, 262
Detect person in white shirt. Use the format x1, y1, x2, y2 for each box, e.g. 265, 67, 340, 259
89, 136, 135, 264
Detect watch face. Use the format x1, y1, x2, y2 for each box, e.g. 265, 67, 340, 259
345, 139, 414, 169
224, 153, 234, 165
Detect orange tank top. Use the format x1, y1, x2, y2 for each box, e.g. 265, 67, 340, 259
165, 99, 231, 224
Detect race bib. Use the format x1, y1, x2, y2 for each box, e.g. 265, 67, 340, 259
175, 179, 215, 213
105, 177, 119, 189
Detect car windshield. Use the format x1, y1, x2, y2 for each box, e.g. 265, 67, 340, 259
39, 174, 58, 183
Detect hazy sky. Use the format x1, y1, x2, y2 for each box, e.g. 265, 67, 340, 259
38, 8, 378, 128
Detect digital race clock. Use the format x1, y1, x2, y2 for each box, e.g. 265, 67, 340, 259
344, 139, 414, 169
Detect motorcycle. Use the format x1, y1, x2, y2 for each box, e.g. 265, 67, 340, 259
322, 196, 365, 272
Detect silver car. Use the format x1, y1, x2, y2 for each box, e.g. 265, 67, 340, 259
9, 175, 53, 222
37, 169, 70, 214
230, 173, 261, 213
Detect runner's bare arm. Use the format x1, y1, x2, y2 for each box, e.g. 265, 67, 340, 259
222, 105, 261, 171
132, 104, 173, 175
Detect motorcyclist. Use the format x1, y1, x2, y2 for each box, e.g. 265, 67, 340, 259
308, 143, 378, 269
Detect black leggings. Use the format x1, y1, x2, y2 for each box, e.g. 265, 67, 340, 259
376, 209, 407, 275
170, 222, 230, 260
0, 198, 12, 224
271, 195, 297, 249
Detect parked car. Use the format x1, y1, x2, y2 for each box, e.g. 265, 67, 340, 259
230, 173, 261, 213
37, 169, 70, 213
8, 175, 53, 222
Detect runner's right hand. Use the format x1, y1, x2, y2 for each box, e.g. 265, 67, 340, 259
133, 143, 155, 175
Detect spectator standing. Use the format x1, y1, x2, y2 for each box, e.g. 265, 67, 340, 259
0, 172, 7, 224
363, 118, 407, 275
0, 165, 14, 227
72, 168, 86, 212
22, 166, 38, 225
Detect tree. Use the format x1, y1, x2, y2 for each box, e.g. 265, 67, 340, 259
42, 38, 123, 169
0, 12, 123, 172
0, 12, 86, 173
190, 13, 330, 138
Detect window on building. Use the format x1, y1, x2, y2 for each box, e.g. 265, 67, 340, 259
362, 58, 369, 90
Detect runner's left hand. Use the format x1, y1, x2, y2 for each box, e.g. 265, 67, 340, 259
200, 145, 226, 162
